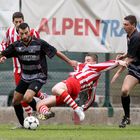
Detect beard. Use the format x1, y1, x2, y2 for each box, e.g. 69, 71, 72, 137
22, 36, 31, 45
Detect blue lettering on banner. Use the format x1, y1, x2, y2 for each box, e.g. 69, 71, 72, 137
101, 19, 140, 45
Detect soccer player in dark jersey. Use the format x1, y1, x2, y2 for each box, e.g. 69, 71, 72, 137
0, 12, 48, 129
0, 23, 77, 128
111, 15, 140, 128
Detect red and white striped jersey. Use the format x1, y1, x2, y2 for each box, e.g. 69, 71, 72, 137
1, 26, 40, 74
70, 60, 118, 111
72, 60, 118, 91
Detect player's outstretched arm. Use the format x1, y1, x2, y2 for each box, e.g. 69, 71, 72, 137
116, 53, 127, 60
111, 66, 126, 84
111, 58, 134, 84
56, 50, 78, 67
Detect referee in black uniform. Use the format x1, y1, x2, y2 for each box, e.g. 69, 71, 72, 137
112, 15, 140, 128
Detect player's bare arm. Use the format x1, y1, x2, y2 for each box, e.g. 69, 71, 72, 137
56, 50, 78, 67
111, 66, 126, 84
111, 58, 131, 83
116, 53, 127, 60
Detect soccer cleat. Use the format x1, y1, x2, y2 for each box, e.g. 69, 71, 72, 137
31, 111, 38, 117
119, 116, 131, 128
38, 111, 55, 120
74, 107, 85, 121
11, 125, 24, 130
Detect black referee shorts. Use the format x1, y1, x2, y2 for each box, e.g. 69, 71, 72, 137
128, 63, 140, 82
15, 79, 43, 95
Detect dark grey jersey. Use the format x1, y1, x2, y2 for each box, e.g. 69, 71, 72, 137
126, 30, 140, 80
2, 37, 57, 83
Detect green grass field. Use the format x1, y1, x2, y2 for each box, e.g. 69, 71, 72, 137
0, 124, 140, 140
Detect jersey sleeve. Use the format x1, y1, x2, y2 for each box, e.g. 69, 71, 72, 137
1, 28, 10, 51
1, 43, 16, 58
88, 60, 118, 73
82, 80, 98, 111
127, 35, 140, 59
40, 39, 57, 58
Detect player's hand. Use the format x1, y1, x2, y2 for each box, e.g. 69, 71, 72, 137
0, 56, 6, 63
116, 54, 125, 60
117, 60, 128, 67
69, 60, 78, 68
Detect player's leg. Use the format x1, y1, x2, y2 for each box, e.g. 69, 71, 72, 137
23, 80, 43, 112
21, 101, 33, 116
37, 96, 56, 120
36, 91, 48, 100
23, 89, 36, 111
119, 74, 138, 128
52, 82, 79, 110
12, 79, 29, 129
14, 72, 33, 116
12, 91, 24, 127
52, 78, 85, 121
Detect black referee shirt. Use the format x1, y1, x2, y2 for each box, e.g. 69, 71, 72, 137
127, 30, 140, 61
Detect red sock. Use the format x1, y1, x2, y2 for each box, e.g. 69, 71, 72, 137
36, 91, 46, 99
60, 91, 78, 110
39, 105, 49, 114
21, 101, 33, 116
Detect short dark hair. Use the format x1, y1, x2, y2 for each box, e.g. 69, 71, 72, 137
18, 23, 30, 30
124, 15, 137, 27
12, 12, 24, 21
86, 53, 98, 62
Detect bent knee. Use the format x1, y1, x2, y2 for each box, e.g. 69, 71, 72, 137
52, 86, 65, 96
23, 95, 33, 103
51, 86, 58, 95
121, 88, 129, 97
52, 82, 67, 95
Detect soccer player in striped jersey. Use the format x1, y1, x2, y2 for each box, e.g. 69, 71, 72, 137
0, 22, 77, 128
1, 12, 46, 118
37, 54, 120, 121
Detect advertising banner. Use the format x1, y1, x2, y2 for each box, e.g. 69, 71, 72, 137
19, 0, 140, 52
0, 0, 19, 43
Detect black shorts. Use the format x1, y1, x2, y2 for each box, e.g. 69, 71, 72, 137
15, 80, 43, 95
128, 62, 140, 82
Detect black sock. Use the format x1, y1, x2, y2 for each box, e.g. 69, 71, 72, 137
121, 95, 130, 118
28, 98, 36, 111
13, 104, 24, 126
